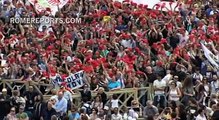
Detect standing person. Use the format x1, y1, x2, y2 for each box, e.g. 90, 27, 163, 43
16, 105, 29, 120
6, 107, 17, 120
91, 95, 103, 112
196, 109, 207, 120
0, 88, 11, 119
42, 102, 57, 120
22, 86, 39, 114
33, 94, 45, 120
168, 82, 182, 102
143, 100, 158, 119
0, 88, 10, 101
96, 87, 107, 106
181, 76, 195, 106
111, 107, 123, 120
68, 107, 80, 120
153, 75, 167, 109
60, 86, 72, 110
54, 91, 68, 118
89, 108, 98, 120
80, 84, 92, 103
10, 90, 26, 113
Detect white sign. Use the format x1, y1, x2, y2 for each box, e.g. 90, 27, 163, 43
66, 71, 85, 89
51, 70, 85, 89
114, 0, 179, 11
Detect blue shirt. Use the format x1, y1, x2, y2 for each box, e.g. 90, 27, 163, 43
108, 80, 120, 90
54, 97, 68, 114
69, 112, 80, 120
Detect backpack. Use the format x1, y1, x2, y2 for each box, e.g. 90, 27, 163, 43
83, 104, 92, 115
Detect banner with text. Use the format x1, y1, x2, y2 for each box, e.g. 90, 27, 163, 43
51, 70, 85, 89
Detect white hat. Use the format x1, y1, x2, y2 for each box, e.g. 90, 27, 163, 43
2, 88, 7, 92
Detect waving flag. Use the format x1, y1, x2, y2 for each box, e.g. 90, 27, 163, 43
113, 0, 179, 11
28, 0, 69, 16
201, 43, 219, 69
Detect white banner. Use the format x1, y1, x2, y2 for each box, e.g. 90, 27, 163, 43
201, 43, 219, 69
28, 0, 69, 16
114, 0, 179, 11
65, 70, 85, 89
51, 70, 85, 89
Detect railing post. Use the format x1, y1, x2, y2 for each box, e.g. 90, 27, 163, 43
3, 80, 6, 89
134, 88, 138, 100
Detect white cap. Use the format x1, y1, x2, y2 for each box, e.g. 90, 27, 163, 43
2, 88, 7, 92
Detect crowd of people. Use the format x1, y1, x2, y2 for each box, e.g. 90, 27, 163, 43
0, 0, 219, 119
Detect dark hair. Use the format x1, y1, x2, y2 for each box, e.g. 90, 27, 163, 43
92, 107, 98, 113
112, 94, 118, 99
197, 109, 203, 114
198, 84, 206, 93
171, 112, 177, 118
183, 76, 193, 88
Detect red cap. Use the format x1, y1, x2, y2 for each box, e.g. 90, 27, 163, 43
160, 38, 167, 44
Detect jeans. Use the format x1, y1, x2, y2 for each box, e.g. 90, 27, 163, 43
153, 94, 166, 109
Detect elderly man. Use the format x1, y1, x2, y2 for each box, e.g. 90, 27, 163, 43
143, 100, 159, 119
60, 86, 72, 110
53, 91, 68, 118
0, 88, 10, 101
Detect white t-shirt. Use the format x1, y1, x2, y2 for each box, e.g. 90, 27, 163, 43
111, 99, 119, 109
196, 114, 207, 120
153, 80, 167, 95
111, 113, 123, 120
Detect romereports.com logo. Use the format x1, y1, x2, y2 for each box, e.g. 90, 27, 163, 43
10, 17, 82, 24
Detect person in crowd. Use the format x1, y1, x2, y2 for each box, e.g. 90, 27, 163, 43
210, 74, 219, 94
143, 100, 159, 119
168, 81, 182, 102
111, 107, 123, 120
10, 90, 26, 113
181, 76, 195, 106
50, 89, 58, 101
0, 88, 11, 119
6, 107, 17, 120
96, 87, 107, 106
59, 86, 73, 110
80, 84, 92, 103
110, 94, 119, 110
23, 85, 39, 114
196, 109, 207, 120
153, 74, 167, 109
68, 107, 80, 120
91, 95, 103, 112
176, 104, 187, 120
81, 98, 92, 115
33, 94, 45, 120
54, 91, 68, 118
42, 102, 57, 120
16, 105, 29, 120
212, 103, 219, 120
79, 108, 90, 120
89, 108, 98, 120
0, 88, 10, 101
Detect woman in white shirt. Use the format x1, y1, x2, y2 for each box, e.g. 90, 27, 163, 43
168, 82, 182, 102
196, 109, 207, 120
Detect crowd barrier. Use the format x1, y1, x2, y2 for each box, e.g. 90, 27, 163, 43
0, 79, 154, 112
